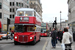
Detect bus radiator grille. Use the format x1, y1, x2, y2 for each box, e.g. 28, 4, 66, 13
19, 35, 28, 43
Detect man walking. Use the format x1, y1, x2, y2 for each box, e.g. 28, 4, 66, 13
57, 30, 63, 43
51, 28, 57, 48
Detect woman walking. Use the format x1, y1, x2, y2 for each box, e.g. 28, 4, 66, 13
62, 28, 72, 50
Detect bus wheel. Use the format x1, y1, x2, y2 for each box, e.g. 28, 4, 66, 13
14, 41, 18, 45
32, 37, 36, 45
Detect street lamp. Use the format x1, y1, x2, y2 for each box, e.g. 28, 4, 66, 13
60, 11, 62, 30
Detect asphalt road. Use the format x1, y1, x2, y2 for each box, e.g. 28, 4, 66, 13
0, 37, 49, 50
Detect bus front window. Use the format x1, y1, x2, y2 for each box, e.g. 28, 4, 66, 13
17, 11, 24, 16
25, 11, 33, 16
15, 25, 24, 32
27, 27, 35, 32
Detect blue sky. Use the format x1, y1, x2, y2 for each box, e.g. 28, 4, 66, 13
41, 0, 68, 23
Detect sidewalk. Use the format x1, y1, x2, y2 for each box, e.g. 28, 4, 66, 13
0, 39, 14, 44
46, 37, 75, 50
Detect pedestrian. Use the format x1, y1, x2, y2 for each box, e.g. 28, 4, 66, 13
10, 32, 13, 40
62, 28, 72, 50
51, 28, 57, 48
10, 28, 11, 31
66, 26, 73, 44
6, 32, 9, 40
57, 30, 63, 43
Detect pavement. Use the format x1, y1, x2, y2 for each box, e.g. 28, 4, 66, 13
46, 37, 75, 50
0, 39, 14, 44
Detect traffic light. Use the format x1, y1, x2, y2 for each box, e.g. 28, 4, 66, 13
53, 23, 54, 28
54, 20, 57, 25
7, 18, 10, 25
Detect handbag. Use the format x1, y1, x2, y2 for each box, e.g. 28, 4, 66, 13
61, 43, 65, 50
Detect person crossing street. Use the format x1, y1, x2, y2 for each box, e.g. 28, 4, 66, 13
51, 28, 57, 48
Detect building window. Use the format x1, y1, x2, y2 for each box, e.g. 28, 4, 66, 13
10, 8, 11, 12
10, 8, 14, 12
10, 15, 14, 18
10, 15, 11, 18
13, 2, 14, 6
13, 15, 14, 18
22, 3, 23, 7
16, 2, 18, 6
69, 9, 71, 13
10, 2, 14, 6
19, 3, 20, 6
0, 3, 2, 9
0, 13, 2, 18
27, 6, 29, 8
10, 2, 11, 6
27, 0, 29, 4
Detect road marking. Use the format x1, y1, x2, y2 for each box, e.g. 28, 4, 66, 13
42, 41, 47, 50
42, 39, 48, 50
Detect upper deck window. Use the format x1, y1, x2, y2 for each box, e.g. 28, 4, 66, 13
25, 11, 33, 16
17, 11, 24, 16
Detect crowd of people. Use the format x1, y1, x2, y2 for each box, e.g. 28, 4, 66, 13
50, 26, 73, 50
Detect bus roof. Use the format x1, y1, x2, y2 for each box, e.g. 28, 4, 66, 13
17, 8, 35, 11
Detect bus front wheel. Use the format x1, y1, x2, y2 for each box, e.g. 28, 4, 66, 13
32, 37, 36, 45
14, 41, 19, 45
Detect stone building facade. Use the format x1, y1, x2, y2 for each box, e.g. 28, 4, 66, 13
29, 0, 42, 17
0, 0, 10, 31
68, 0, 75, 32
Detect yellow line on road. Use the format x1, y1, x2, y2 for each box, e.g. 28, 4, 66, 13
42, 40, 48, 50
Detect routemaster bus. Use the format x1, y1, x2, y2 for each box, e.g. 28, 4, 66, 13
14, 8, 42, 45
41, 23, 49, 36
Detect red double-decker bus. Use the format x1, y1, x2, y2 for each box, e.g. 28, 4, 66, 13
41, 23, 49, 36
14, 8, 41, 45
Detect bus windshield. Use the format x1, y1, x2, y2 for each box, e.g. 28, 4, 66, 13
17, 11, 24, 16
27, 27, 35, 32
17, 11, 33, 16
25, 11, 33, 16
15, 25, 24, 32
41, 29, 46, 33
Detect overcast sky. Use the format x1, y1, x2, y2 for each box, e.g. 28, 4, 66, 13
41, 0, 68, 23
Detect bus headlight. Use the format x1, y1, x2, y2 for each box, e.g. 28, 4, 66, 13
15, 36, 17, 39
30, 37, 32, 39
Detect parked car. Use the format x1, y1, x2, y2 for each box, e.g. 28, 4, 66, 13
1, 31, 8, 39
0, 31, 14, 39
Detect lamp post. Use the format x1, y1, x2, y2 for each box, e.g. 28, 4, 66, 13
60, 11, 62, 30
